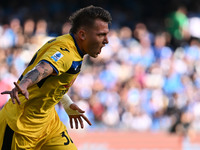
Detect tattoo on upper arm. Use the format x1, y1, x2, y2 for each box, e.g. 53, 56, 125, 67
38, 61, 51, 77
42, 68, 49, 77
40, 64, 49, 77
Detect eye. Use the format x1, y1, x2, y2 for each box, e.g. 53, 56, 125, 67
97, 33, 107, 37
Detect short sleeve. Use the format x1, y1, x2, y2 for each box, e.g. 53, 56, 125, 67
39, 44, 73, 76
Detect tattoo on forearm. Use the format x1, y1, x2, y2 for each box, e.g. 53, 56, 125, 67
20, 69, 40, 85
20, 61, 51, 87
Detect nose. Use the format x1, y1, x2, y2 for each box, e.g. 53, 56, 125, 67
103, 36, 109, 44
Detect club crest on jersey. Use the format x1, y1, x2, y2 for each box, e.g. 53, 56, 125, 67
51, 51, 63, 62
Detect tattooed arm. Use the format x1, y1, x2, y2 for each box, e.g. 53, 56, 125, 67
19, 61, 54, 89
1, 61, 54, 104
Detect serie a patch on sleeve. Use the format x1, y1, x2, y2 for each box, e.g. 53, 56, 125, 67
51, 51, 63, 62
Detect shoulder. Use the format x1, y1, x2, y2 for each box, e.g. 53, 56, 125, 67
56, 34, 78, 56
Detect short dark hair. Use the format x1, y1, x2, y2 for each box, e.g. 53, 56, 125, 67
69, 5, 112, 34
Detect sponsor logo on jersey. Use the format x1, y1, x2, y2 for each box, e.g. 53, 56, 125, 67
60, 47, 70, 52
51, 51, 63, 62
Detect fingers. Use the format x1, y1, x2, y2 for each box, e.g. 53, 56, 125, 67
75, 118, 79, 129
78, 117, 84, 128
70, 117, 73, 129
13, 91, 21, 105
69, 115, 92, 129
69, 117, 79, 129
14, 82, 29, 100
1, 91, 11, 95
10, 90, 15, 104
69, 103, 92, 129
1, 89, 20, 104
1, 90, 16, 104
76, 107, 85, 113
81, 114, 92, 126
1, 82, 23, 104
10, 88, 21, 104
24, 92, 29, 100
14, 82, 23, 92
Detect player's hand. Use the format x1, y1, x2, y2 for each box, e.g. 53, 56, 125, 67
68, 103, 92, 129
1, 82, 29, 105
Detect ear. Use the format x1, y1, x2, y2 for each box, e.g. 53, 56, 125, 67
78, 29, 86, 41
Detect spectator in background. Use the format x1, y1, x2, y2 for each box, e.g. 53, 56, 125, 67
119, 26, 136, 48
35, 19, 47, 36
132, 23, 155, 68
23, 19, 35, 43
0, 24, 15, 49
153, 31, 173, 62
165, 5, 190, 48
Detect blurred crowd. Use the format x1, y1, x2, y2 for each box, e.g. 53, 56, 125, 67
1, 1, 200, 138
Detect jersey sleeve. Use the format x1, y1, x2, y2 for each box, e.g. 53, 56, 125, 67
39, 44, 73, 76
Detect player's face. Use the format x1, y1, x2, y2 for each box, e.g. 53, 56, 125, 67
84, 19, 109, 58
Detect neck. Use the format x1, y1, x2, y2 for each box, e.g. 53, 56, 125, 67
73, 33, 86, 55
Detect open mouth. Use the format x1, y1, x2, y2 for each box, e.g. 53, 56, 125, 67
96, 46, 103, 55
98, 49, 102, 54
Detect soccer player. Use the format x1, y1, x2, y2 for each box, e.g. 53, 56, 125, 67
0, 5, 111, 150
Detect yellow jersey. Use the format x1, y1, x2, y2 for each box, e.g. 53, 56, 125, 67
2, 34, 84, 137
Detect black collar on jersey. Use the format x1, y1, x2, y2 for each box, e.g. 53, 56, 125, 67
70, 33, 84, 58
